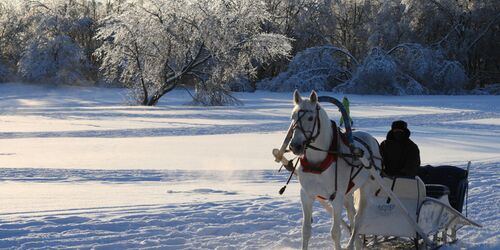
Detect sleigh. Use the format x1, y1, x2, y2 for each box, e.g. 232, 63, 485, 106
272, 95, 481, 249
357, 162, 481, 249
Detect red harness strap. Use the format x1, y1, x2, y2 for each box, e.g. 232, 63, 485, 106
300, 153, 336, 174
300, 122, 338, 174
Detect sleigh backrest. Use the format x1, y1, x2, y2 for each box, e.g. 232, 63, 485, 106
357, 176, 426, 238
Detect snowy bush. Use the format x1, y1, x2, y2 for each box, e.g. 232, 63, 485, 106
433, 61, 468, 94
390, 43, 468, 94
334, 48, 426, 95
258, 43, 469, 95
11, 1, 100, 85
18, 35, 87, 85
257, 46, 354, 92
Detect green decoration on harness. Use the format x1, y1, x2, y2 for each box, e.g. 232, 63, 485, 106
339, 96, 353, 127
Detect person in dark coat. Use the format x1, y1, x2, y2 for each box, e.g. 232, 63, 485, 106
380, 120, 421, 177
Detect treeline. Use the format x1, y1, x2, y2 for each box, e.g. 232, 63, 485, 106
0, 0, 498, 104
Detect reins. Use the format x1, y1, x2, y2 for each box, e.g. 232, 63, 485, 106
279, 157, 299, 195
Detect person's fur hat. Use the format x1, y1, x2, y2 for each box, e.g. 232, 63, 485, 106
391, 120, 410, 137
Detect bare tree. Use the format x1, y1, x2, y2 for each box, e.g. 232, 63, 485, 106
330, 0, 375, 59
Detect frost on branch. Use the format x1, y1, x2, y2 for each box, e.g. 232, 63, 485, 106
95, 0, 291, 106
335, 44, 469, 95
192, 68, 242, 106
0, 3, 24, 83
334, 48, 425, 95
389, 43, 468, 94
367, 0, 409, 50
257, 46, 354, 92
193, 33, 290, 103
223, 33, 293, 93
13, 1, 96, 85
18, 35, 87, 85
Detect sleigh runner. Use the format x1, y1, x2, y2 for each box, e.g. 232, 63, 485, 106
272, 93, 481, 249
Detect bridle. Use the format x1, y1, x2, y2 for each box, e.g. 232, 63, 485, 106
278, 104, 324, 195
292, 104, 322, 148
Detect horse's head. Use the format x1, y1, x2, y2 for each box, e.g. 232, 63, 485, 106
289, 90, 321, 155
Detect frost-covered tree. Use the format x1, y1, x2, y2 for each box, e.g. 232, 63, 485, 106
404, 0, 500, 87
263, 0, 336, 49
16, 0, 100, 84
1, 0, 497, 91
18, 35, 87, 84
257, 46, 357, 92
389, 43, 468, 94
334, 48, 425, 95
256, 0, 339, 81
367, 0, 410, 50
0, 3, 29, 82
96, 0, 291, 106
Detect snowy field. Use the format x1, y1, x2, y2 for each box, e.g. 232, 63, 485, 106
0, 83, 498, 249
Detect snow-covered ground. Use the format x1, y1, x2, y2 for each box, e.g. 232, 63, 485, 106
0, 83, 498, 249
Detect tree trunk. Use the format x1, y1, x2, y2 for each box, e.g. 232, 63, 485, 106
145, 82, 177, 106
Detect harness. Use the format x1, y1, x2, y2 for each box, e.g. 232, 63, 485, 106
300, 121, 338, 174
277, 96, 382, 199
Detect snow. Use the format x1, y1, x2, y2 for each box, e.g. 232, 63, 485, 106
449, 118, 500, 126
0, 83, 499, 249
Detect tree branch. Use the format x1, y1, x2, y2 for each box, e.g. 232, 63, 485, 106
133, 40, 148, 105
467, 13, 500, 52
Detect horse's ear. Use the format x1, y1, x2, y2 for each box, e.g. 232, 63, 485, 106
293, 90, 302, 105
310, 90, 318, 103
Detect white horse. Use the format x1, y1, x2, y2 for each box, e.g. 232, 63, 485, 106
289, 90, 382, 250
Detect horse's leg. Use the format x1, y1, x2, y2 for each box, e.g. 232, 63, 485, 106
330, 196, 344, 250
347, 186, 370, 250
318, 198, 352, 232
301, 188, 314, 250
344, 194, 355, 232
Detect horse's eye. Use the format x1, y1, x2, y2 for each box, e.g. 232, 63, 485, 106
308, 116, 314, 121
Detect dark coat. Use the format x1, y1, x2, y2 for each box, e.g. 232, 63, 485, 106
380, 129, 421, 177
